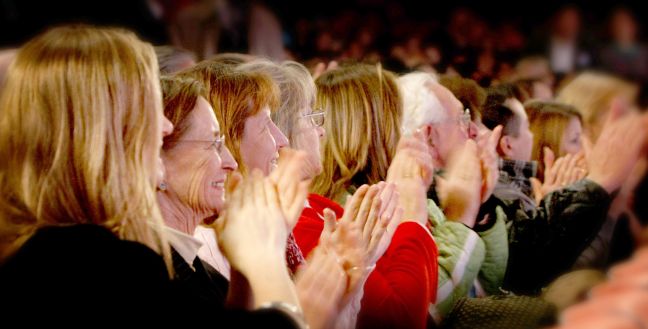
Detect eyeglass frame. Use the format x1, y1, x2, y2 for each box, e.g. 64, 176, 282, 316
302, 109, 326, 127
174, 135, 226, 153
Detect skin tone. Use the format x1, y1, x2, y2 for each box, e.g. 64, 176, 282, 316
291, 104, 325, 180
560, 117, 583, 155
426, 82, 469, 169
156, 111, 175, 187
499, 98, 534, 162
240, 107, 290, 175
158, 97, 238, 234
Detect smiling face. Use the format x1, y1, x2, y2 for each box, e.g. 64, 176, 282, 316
162, 97, 237, 215
239, 106, 289, 175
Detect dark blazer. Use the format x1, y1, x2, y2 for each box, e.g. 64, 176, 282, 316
0, 224, 299, 327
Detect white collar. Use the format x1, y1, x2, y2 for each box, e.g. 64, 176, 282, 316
164, 226, 204, 268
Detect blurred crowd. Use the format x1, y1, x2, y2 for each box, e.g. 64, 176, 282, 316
1, 1, 648, 329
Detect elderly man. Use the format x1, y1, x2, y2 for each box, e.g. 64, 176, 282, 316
399, 72, 509, 323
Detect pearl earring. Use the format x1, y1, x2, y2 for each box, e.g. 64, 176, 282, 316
158, 182, 167, 191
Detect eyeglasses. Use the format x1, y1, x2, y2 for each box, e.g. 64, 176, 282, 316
176, 135, 226, 153
460, 108, 471, 131
302, 109, 326, 127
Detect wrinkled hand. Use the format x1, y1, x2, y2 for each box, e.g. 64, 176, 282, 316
270, 148, 311, 231
295, 247, 347, 329
437, 140, 482, 228
387, 142, 429, 226
477, 125, 502, 203
586, 101, 648, 194
531, 149, 588, 204
215, 169, 289, 277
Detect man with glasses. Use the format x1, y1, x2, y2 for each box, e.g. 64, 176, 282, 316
398, 72, 508, 324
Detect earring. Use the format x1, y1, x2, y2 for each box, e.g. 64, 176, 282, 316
158, 182, 167, 191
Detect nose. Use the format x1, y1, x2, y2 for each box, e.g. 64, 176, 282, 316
220, 145, 238, 172
270, 121, 289, 149
162, 115, 174, 138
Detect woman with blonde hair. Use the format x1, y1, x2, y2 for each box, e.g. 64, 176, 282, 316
308, 63, 439, 329
556, 71, 639, 141
0, 25, 310, 327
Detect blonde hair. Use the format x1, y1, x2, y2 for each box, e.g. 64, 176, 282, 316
0, 26, 171, 268
180, 61, 279, 175
525, 101, 582, 180
312, 63, 401, 200
556, 71, 638, 141
238, 59, 316, 145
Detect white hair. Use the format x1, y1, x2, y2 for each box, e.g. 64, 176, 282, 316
398, 72, 447, 136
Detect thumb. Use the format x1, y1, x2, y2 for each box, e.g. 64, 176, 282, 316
543, 147, 555, 170
605, 97, 626, 125
530, 177, 543, 204
323, 208, 337, 236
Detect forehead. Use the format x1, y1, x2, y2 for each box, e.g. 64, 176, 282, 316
185, 97, 218, 137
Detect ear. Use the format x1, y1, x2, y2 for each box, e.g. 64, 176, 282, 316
426, 124, 437, 148
498, 135, 513, 159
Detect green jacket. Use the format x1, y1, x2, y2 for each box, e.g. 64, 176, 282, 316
427, 200, 509, 323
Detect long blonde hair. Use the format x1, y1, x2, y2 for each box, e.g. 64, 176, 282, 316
0, 26, 170, 267
556, 71, 638, 141
312, 63, 401, 200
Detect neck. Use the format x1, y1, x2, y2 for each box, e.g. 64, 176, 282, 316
157, 192, 208, 235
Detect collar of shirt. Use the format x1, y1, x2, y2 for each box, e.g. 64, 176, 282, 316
164, 226, 203, 269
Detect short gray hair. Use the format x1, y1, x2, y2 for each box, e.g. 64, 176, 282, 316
398, 72, 447, 136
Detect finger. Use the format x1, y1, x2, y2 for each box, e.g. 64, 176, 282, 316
355, 185, 380, 229
543, 147, 556, 171
342, 185, 369, 224
488, 125, 503, 150
381, 185, 399, 224
322, 208, 337, 238
530, 177, 543, 204
378, 182, 395, 217
363, 189, 383, 243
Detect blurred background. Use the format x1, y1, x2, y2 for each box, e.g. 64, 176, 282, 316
2, 0, 645, 100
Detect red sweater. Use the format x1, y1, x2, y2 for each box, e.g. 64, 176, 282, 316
293, 194, 438, 329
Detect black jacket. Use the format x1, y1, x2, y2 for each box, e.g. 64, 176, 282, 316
0, 224, 299, 327
479, 179, 611, 295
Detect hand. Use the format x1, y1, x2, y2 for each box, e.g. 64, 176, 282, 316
436, 140, 482, 227
386, 145, 429, 226
586, 102, 648, 194
215, 169, 289, 275
477, 125, 502, 203
296, 247, 347, 329
270, 148, 311, 231
531, 149, 588, 204
397, 130, 435, 188
320, 184, 385, 297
